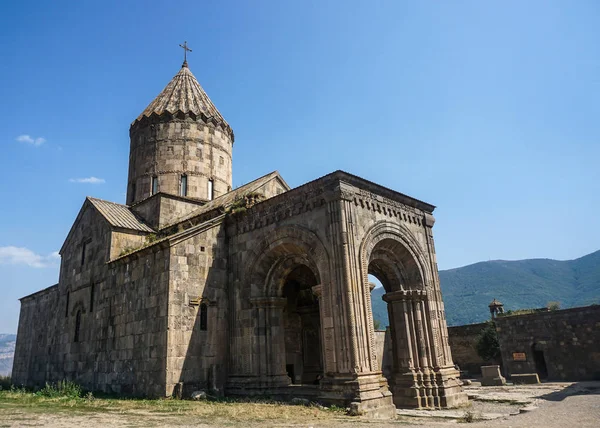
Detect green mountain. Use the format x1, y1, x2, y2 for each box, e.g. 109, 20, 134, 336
371, 249, 600, 327
0, 334, 16, 376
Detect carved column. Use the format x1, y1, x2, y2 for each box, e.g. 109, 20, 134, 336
383, 290, 424, 408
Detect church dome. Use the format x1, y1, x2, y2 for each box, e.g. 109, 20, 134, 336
133, 63, 232, 137
126, 60, 234, 205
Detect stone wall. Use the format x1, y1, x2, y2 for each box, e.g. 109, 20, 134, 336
165, 221, 229, 396
127, 117, 233, 204
446, 322, 496, 377
374, 329, 392, 380
12, 285, 59, 386
13, 203, 171, 397
496, 305, 600, 381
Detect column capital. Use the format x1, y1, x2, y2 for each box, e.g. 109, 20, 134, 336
250, 296, 287, 308
382, 289, 427, 303
311, 284, 323, 298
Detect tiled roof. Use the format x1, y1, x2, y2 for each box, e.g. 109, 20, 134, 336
134, 64, 230, 130
87, 197, 154, 232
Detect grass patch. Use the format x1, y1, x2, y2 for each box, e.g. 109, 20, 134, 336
0, 389, 347, 423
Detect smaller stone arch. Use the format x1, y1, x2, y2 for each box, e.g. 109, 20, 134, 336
359, 221, 447, 408
360, 221, 432, 291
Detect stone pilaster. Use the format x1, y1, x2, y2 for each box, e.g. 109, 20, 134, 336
226, 296, 289, 392
318, 193, 396, 419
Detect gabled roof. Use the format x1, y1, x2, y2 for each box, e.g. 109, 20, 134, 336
133, 64, 230, 131
161, 171, 289, 230
60, 197, 155, 255
87, 197, 155, 232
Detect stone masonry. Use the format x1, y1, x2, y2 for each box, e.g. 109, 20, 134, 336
12, 58, 467, 418
495, 305, 600, 381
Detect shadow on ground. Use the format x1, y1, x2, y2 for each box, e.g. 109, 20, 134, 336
540, 381, 600, 402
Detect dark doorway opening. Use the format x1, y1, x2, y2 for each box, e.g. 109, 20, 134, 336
282, 265, 322, 385
532, 343, 548, 379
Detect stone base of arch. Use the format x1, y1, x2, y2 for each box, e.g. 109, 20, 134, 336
318, 373, 397, 419
389, 367, 467, 409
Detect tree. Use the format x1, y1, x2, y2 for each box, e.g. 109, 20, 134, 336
547, 301, 561, 311
373, 319, 382, 330
476, 322, 501, 362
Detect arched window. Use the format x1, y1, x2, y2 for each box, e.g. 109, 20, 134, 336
151, 176, 158, 195
74, 310, 82, 342
180, 174, 188, 197
207, 179, 214, 200
200, 303, 208, 331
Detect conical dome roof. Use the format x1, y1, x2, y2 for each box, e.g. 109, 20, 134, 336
134, 64, 230, 131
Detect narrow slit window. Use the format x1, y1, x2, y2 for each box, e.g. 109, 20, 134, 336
207, 179, 214, 201
65, 292, 70, 318
200, 303, 208, 331
81, 240, 90, 266
74, 310, 81, 342
151, 176, 158, 195
90, 283, 95, 312
180, 174, 188, 197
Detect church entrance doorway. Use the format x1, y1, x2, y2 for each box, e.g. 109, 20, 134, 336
281, 265, 323, 385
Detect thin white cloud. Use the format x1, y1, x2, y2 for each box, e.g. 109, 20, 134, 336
0, 246, 60, 268
16, 135, 46, 146
69, 177, 106, 184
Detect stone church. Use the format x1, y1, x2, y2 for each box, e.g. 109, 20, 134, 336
13, 55, 466, 417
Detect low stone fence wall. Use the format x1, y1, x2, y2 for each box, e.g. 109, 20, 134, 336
495, 305, 600, 381
374, 329, 392, 379
447, 322, 494, 377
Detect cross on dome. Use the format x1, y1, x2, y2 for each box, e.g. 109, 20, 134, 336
179, 41, 192, 67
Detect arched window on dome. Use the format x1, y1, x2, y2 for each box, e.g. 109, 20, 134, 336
180, 175, 188, 197
151, 176, 158, 195
207, 179, 214, 201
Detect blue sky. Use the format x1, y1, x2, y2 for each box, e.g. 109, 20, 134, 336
0, 0, 598, 333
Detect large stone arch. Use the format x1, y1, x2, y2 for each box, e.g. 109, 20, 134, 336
230, 224, 332, 391
244, 224, 331, 297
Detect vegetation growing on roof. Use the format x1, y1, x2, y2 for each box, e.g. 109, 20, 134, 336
226, 192, 265, 216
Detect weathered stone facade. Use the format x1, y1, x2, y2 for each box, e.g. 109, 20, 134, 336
496, 305, 600, 381
12, 61, 466, 416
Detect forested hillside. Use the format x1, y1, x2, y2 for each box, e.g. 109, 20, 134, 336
372, 250, 600, 327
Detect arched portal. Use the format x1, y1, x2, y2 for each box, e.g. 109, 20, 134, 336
282, 265, 323, 385
367, 237, 433, 408
361, 227, 463, 409
228, 225, 331, 395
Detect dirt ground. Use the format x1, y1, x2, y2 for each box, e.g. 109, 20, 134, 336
1, 381, 598, 427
